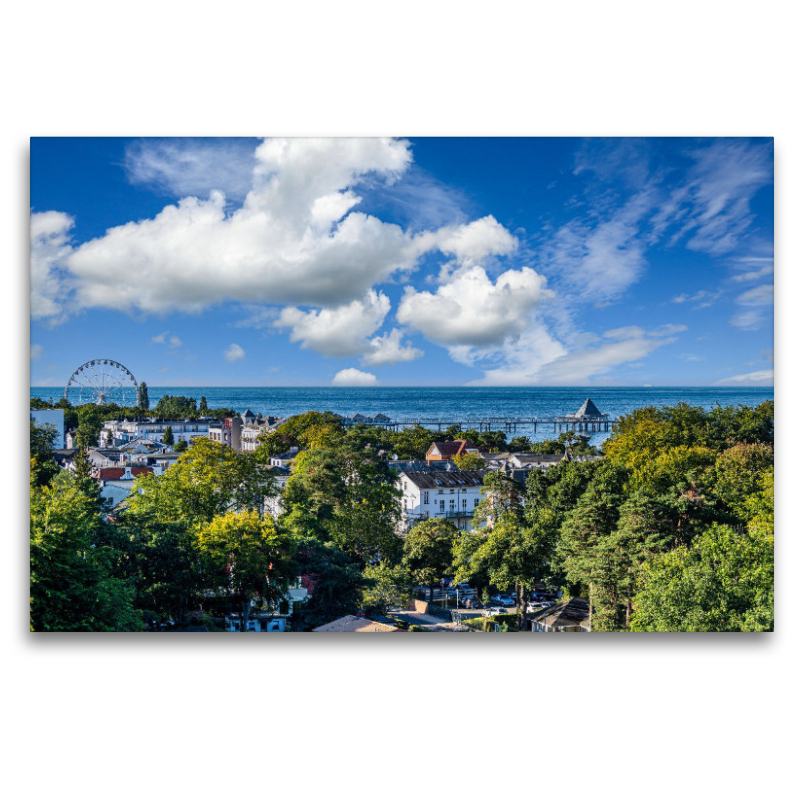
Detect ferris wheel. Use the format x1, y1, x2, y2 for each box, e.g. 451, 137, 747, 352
64, 359, 139, 406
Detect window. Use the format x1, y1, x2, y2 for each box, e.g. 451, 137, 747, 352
450, 488, 455, 494
474, 498, 480, 507
449, 499, 455, 510
423, 491, 429, 504
462, 499, 467, 509
439, 500, 445, 511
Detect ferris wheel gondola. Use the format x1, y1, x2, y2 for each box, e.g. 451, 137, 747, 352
64, 359, 139, 406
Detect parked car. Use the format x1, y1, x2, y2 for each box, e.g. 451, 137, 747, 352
491, 594, 515, 606
527, 601, 553, 613
483, 606, 505, 617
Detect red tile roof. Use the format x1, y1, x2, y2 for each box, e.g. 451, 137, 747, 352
426, 440, 477, 459
97, 467, 153, 480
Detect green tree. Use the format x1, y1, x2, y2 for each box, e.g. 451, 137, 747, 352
473, 469, 525, 528
113, 512, 201, 626
197, 510, 296, 632
476, 430, 507, 452
127, 438, 276, 526
162, 425, 175, 446
452, 452, 486, 470
138, 381, 150, 410
30, 471, 141, 631
30, 421, 59, 487
508, 435, 533, 452
173, 439, 188, 453
76, 405, 103, 447
710, 442, 774, 523
289, 538, 367, 630
466, 468, 537, 627
402, 518, 457, 603
362, 561, 414, 616
153, 395, 198, 419
593, 492, 673, 629
557, 466, 626, 629
281, 446, 402, 564
254, 429, 297, 458
278, 411, 344, 442
390, 424, 438, 460
630, 523, 773, 632
199, 395, 208, 413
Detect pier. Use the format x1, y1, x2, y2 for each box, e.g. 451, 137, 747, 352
341, 415, 617, 433
340, 399, 617, 434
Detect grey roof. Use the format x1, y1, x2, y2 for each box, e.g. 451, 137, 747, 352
389, 459, 454, 473
399, 469, 488, 489
573, 398, 604, 418
530, 598, 591, 629
512, 453, 564, 464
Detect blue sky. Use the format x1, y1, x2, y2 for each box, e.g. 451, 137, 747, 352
30, 137, 774, 388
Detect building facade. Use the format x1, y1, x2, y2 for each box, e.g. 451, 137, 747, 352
102, 418, 211, 446
396, 468, 488, 532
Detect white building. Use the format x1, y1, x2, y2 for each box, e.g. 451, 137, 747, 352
102, 418, 211, 445
396, 468, 488, 532
263, 466, 292, 519
31, 408, 65, 449
209, 417, 242, 451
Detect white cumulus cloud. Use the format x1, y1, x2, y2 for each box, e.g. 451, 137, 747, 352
362, 328, 423, 366
332, 368, 378, 386
412, 215, 518, 268
30, 211, 75, 321
275, 291, 390, 358
64, 138, 418, 314
397, 265, 552, 348
224, 343, 245, 362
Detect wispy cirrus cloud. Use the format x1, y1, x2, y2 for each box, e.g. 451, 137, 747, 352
670, 289, 723, 309
730, 283, 773, 331
716, 369, 773, 385
467, 324, 685, 386
124, 138, 258, 202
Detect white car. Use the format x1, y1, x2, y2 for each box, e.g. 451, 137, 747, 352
482, 606, 505, 617
491, 594, 516, 607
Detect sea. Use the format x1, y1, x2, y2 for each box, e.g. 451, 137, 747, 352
30, 385, 774, 447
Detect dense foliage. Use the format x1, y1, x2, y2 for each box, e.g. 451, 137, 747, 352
29, 399, 773, 632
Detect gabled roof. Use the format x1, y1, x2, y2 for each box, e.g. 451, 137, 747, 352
427, 440, 477, 458
399, 469, 488, 490
97, 466, 153, 480
530, 597, 591, 629
511, 453, 564, 464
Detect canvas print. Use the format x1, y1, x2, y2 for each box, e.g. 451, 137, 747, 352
29, 137, 774, 633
